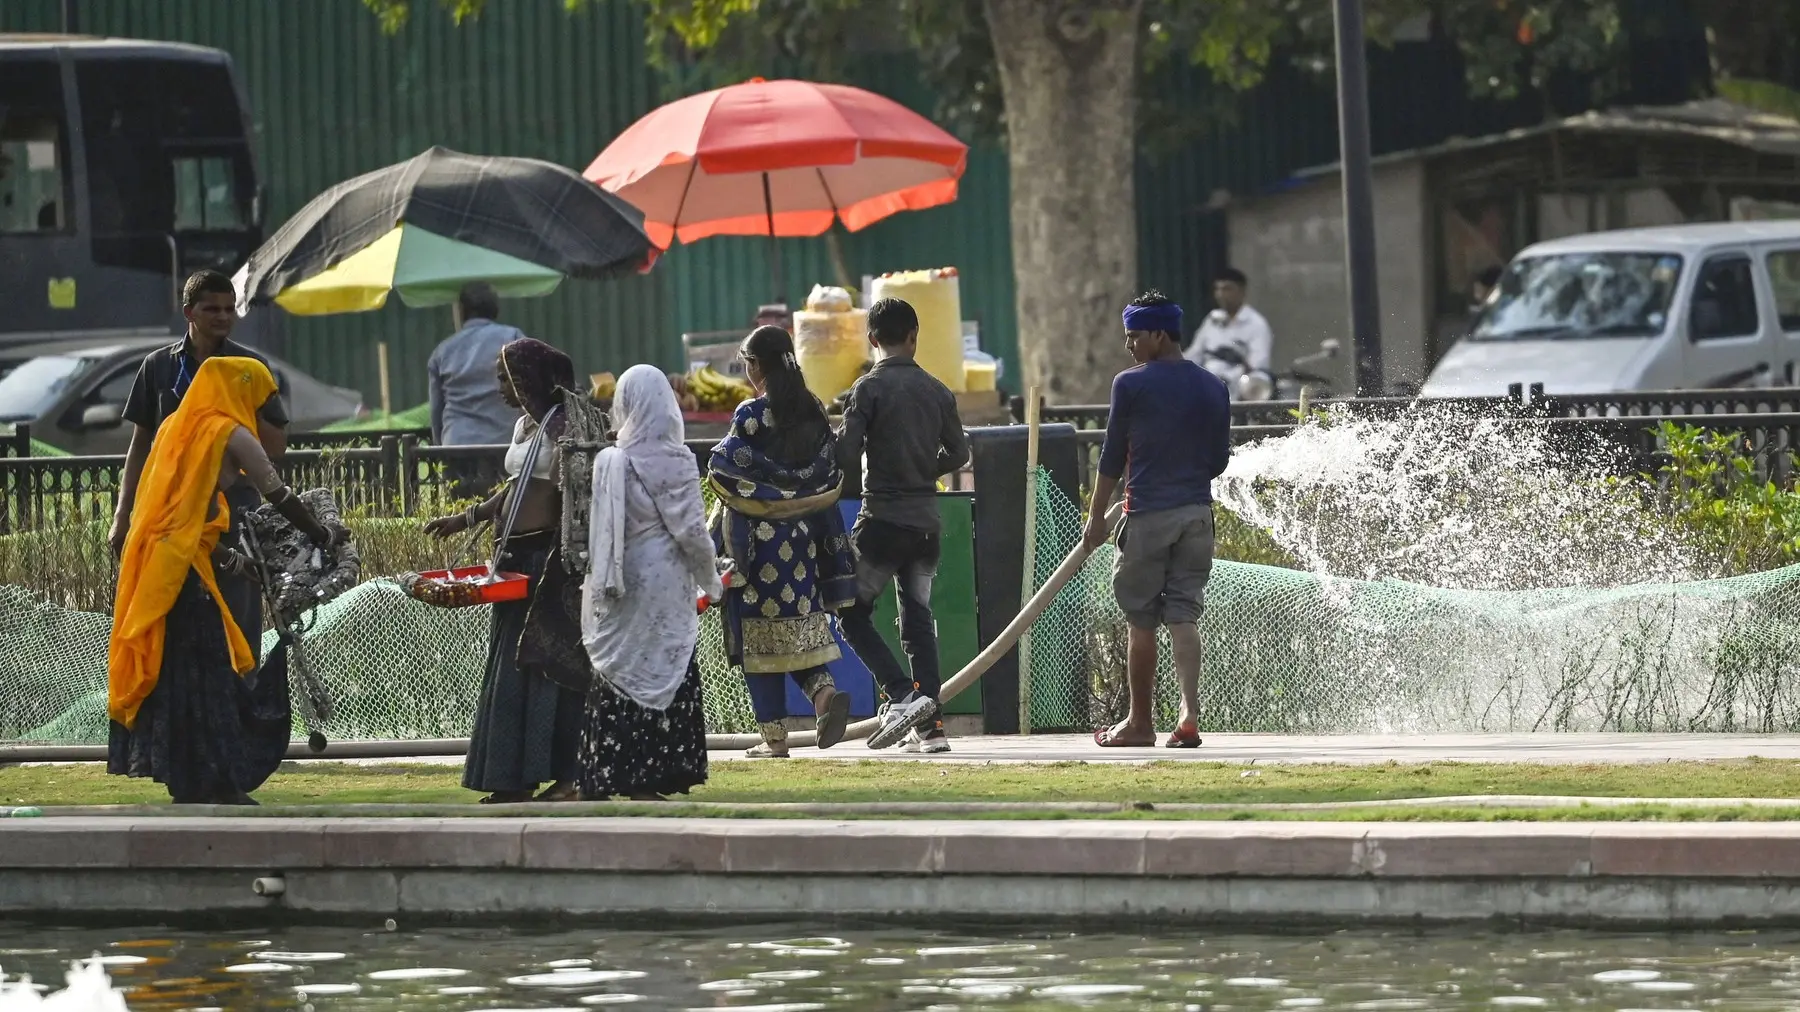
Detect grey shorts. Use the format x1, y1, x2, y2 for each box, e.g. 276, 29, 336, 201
1111, 503, 1215, 630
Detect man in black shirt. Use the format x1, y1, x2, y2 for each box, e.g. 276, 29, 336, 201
834, 298, 970, 753
109, 270, 290, 654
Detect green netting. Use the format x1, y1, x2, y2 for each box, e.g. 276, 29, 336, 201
1023, 467, 1800, 734
7, 468, 1800, 744
0, 577, 756, 745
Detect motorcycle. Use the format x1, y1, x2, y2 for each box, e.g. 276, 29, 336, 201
1208, 339, 1342, 402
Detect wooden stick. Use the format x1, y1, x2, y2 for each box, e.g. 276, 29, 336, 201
1018, 386, 1041, 735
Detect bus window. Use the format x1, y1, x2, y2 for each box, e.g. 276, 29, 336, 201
75, 56, 252, 271
173, 154, 245, 232
0, 60, 73, 234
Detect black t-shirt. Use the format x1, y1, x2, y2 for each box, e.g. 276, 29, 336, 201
123, 338, 291, 512
122, 337, 291, 435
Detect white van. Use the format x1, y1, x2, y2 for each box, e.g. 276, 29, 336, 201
1421, 221, 1800, 396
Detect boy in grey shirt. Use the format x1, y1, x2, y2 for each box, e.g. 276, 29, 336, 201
835, 298, 969, 752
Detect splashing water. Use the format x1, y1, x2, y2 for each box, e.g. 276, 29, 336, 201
1216, 404, 1701, 590
0, 957, 129, 1011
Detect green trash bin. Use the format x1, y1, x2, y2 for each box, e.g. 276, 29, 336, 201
858, 494, 982, 716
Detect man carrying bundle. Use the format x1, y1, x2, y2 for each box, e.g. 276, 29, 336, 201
1083, 291, 1231, 748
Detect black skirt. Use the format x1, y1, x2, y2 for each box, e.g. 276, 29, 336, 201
107, 570, 291, 803
462, 529, 586, 793
577, 656, 709, 800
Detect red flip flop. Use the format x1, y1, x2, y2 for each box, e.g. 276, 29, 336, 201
1093, 728, 1155, 748
1163, 725, 1202, 749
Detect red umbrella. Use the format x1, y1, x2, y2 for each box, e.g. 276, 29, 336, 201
585, 78, 967, 297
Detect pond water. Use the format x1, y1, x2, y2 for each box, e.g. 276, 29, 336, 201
5, 921, 1800, 1011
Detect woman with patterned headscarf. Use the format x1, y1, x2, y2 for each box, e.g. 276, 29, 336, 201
706, 326, 856, 758
108, 356, 337, 804
424, 337, 588, 803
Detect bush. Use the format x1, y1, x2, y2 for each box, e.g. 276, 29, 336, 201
1213, 507, 1300, 569
1654, 421, 1800, 576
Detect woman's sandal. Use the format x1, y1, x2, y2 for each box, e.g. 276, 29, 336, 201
745, 741, 791, 759
478, 790, 533, 805
534, 781, 580, 802
813, 686, 851, 749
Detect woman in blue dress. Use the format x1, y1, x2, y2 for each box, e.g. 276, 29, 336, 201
707, 326, 858, 757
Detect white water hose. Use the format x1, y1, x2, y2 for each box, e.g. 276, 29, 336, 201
702, 500, 1121, 751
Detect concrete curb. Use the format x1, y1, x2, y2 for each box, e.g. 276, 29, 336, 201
8, 817, 1800, 924
5, 794, 1800, 819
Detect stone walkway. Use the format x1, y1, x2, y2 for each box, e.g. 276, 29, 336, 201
786, 732, 1800, 765
13, 732, 1800, 768
309, 732, 1800, 767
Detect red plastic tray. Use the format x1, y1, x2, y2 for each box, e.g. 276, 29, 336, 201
411, 566, 532, 606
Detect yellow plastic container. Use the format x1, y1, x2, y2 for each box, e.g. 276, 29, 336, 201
963, 360, 997, 392
794, 308, 869, 404
869, 268, 966, 392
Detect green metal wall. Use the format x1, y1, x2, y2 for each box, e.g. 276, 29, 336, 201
3, 0, 1024, 403
10, 3, 1672, 403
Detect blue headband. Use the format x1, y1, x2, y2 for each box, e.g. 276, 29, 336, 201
1122, 302, 1183, 334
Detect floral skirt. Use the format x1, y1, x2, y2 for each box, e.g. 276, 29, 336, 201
577, 656, 709, 800
107, 570, 291, 803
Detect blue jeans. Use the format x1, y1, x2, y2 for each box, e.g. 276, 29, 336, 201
839, 517, 942, 705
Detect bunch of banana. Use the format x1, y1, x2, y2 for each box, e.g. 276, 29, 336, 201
687, 366, 754, 412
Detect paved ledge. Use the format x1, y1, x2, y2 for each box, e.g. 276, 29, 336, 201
7, 818, 1800, 924
7, 794, 1800, 819
17, 731, 1800, 767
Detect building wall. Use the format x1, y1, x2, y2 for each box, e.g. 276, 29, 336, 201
1, 0, 1023, 405
1225, 160, 1431, 390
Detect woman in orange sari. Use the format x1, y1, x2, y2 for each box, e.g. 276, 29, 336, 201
107, 356, 337, 805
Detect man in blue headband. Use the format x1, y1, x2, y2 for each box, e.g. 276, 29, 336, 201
1083, 290, 1231, 748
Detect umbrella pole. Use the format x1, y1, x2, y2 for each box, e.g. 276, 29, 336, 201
377, 341, 392, 419
763, 171, 784, 306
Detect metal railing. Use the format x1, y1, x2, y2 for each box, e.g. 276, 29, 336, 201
9, 407, 1792, 528
1018, 384, 1800, 430
0, 435, 757, 528
1067, 413, 1800, 497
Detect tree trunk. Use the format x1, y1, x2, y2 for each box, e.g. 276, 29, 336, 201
984, 0, 1142, 403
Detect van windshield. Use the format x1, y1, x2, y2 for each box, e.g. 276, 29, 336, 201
1471, 252, 1683, 341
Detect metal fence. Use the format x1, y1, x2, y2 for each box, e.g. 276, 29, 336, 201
11, 394, 1798, 527
1065, 410, 1800, 497
0, 436, 745, 528
1017, 385, 1800, 430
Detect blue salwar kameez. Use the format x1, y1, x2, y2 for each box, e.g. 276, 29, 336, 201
707, 397, 857, 749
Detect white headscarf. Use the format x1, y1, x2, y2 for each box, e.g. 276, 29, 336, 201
580, 364, 713, 709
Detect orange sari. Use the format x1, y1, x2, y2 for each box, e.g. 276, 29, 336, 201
108, 356, 278, 729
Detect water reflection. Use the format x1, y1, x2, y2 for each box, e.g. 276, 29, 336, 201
4, 922, 1800, 1010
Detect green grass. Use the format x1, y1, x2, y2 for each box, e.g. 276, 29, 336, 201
6, 759, 1800, 816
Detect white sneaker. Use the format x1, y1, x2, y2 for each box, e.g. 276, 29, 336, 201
902, 729, 952, 754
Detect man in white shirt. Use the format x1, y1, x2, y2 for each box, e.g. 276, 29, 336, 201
1185, 267, 1273, 388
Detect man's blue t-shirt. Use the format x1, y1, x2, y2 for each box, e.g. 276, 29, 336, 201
1097, 358, 1231, 513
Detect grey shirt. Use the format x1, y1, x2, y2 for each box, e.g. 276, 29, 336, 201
428, 318, 524, 445
835, 354, 969, 533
